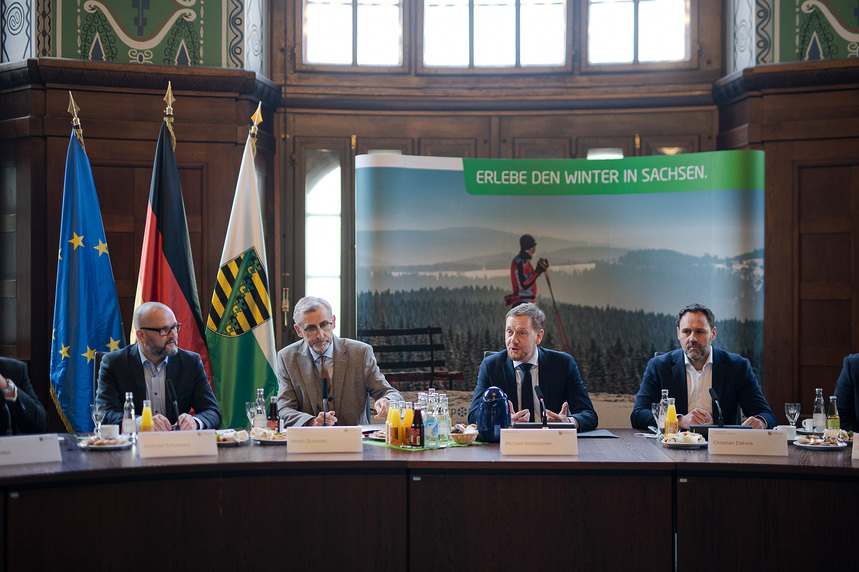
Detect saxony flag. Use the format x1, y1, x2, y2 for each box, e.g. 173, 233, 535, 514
206, 133, 277, 428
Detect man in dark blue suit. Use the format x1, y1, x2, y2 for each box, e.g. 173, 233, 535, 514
0, 357, 48, 435
630, 303, 775, 431
834, 353, 859, 431
468, 303, 598, 432
97, 301, 221, 430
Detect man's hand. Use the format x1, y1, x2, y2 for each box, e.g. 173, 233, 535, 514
152, 414, 173, 431
547, 402, 571, 424
308, 411, 337, 426
373, 397, 391, 419
509, 401, 530, 423
177, 413, 197, 431
742, 415, 766, 429
0, 372, 15, 401
536, 258, 549, 274
679, 407, 711, 430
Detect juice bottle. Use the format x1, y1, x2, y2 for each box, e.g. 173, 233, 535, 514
402, 402, 414, 448
664, 398, 678, 435
140, 399, 154, 432
387, 402, 400, 445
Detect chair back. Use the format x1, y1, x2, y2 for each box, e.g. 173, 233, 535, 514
93, 351, 106, 401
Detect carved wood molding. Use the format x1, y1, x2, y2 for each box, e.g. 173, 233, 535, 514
284, 89, 715, 113
714, 60, 859, 106
0, 58, 282, 109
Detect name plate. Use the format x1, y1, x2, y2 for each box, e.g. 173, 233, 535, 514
708, 429, 788, 456
138, 430, 218, 458
500, 428, 578, 456
288, 426, 363, 453
0, 434, 62, 466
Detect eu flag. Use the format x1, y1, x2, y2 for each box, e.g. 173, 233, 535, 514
50, 129, 126, 432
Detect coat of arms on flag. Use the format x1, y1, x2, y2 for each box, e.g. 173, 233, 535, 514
208, 247, 272, 336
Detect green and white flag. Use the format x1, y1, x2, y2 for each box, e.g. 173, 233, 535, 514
207, 134, 277, 428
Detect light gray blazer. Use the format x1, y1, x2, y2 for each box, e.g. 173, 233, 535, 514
275, 336, 401, 427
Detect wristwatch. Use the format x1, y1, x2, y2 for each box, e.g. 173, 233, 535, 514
2, 379, 15, 396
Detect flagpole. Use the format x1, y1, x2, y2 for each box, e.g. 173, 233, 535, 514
67, 91, 85, 151
164, 81, 176, 150
250, 101, 262, 158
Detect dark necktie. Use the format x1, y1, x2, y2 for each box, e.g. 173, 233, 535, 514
320, 356, 332, 404
520, 363, 534, 419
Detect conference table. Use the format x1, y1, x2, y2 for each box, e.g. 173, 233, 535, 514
1, 429, 856, 571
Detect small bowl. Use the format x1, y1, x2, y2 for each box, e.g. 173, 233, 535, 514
450, 432, 477, 445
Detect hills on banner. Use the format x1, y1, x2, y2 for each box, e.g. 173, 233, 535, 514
357, 227, 764, 322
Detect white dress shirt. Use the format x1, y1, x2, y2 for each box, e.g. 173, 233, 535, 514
684, 349, 714, 415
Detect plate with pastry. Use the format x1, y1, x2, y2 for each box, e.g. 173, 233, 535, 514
661, 431, 707, 449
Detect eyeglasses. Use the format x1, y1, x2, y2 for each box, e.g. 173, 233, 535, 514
139, 323, 182, 336
300, 321, 333, 335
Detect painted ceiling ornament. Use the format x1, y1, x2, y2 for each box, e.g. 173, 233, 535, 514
801, 1, 859, 42
83, 0, 197, 50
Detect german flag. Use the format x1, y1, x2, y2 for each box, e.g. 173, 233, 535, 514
132, 120, 212, 383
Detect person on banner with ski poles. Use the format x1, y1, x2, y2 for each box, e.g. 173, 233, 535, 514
506, 234, 549, 308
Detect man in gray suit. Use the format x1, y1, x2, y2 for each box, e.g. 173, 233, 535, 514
276, 296, 401, 426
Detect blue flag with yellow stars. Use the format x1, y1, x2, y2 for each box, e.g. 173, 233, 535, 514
50, 129, 126, 432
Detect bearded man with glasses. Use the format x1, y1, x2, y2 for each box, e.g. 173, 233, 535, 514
276, 296, 401, 427
96, 301, 222, 430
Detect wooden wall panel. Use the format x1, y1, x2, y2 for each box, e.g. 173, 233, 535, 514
0, 59, 281, 431
715, 60, 859, 414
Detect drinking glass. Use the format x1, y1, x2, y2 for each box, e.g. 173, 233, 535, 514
650, 403, 664, 436
245, 402, 255, 428
785, 403, 801, 427
90, 403, 106, 436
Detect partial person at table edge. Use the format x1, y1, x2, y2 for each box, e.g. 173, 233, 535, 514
276, 296, 402, 427
630, 303, 776, 431
834, 352, 859, 431
0, 356, 48, 435
467, 303, 598, 431
96, 301, 222, 431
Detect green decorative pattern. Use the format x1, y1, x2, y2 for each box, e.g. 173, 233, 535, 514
777, 0, 859, 62
56, 0, 226, 66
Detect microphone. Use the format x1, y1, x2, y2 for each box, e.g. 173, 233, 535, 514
166, 378, 179, 430
321, 377, 329, 426
709, 387, 724, 428
534, 386, 548, 427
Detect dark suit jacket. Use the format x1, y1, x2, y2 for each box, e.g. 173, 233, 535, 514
467, 347, 598, 432
0, 357, 49, 435
96, 344, 222, 429
834, 353, 859, 431
630, 348, 776, 430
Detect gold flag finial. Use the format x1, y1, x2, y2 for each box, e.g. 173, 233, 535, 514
163, 81, 176, 150
67, 91, 85, 151
250, 102, 263, 158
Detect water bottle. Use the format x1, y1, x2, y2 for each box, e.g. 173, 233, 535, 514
254, 388, 267, 429
121, 392, 136, 439
812, 388, 826, 433
424, 394, 439, 449
437, 394, 450, 448
658, 389, 669, 431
